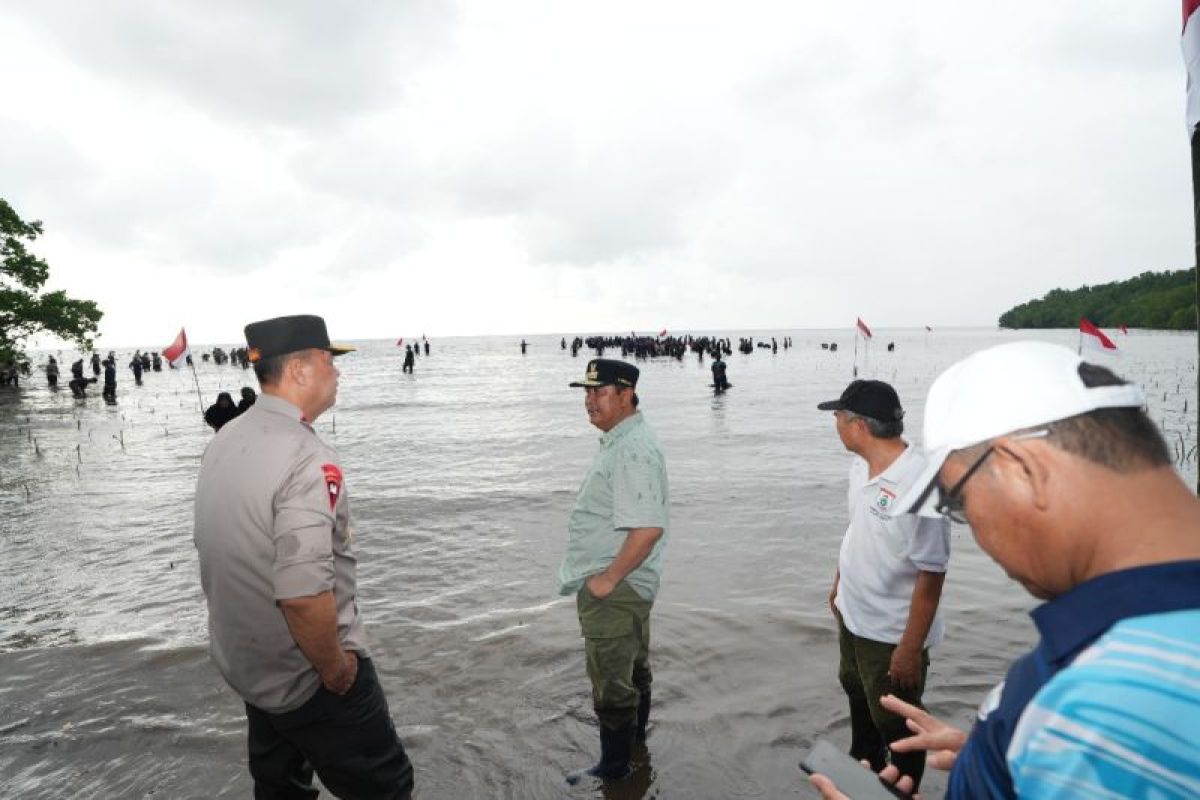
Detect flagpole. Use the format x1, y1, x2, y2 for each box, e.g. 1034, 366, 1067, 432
853, 330, 859, 378
1192, 126, 1200, 495
188, 360, 205, 413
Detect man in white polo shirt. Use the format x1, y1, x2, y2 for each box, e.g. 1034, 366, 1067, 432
817, 379, 950, 790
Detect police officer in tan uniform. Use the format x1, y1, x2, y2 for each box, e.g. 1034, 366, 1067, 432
194, 314, 413, 799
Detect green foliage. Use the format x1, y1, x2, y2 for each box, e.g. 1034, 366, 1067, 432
0, 198, 102, 363
998, 269, 1198, 330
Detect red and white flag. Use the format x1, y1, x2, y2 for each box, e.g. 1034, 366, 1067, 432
1185, 1, 1200, 134
856, 317, 873, 339
163, 327, 190, 368
1079, 318, 1118, 354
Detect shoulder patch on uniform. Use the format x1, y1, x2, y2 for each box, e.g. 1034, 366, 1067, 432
321, 463, 344, 510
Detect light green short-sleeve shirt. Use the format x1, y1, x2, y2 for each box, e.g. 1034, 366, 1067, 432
557, 412, 670, 601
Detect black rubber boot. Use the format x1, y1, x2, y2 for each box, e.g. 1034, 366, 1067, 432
565, 725, 635, 785
635, 691, 651, 742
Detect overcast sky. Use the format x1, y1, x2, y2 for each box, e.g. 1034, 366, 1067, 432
0, 1, 1192, 346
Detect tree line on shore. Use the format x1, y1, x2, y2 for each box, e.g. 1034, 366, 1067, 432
1, 198, 102, 366
998, 268, 1197, 330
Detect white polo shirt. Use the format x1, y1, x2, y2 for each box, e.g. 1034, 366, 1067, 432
834, 443, 951, 647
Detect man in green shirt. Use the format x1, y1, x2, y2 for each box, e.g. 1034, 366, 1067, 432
560, 358, 670, 783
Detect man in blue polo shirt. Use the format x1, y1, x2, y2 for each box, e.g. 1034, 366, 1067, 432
811, 341, 1200, 799
559, 358, 669, 784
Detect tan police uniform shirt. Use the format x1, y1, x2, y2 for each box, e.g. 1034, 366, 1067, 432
194, 394, 369, 713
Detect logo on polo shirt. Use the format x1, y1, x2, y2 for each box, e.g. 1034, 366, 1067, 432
876, 487, 897, 512
322, 463, 343, 510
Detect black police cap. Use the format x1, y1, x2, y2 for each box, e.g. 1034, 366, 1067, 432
817, 379, 904, 422
569, 358, 639, 389
244, 315, 355, 363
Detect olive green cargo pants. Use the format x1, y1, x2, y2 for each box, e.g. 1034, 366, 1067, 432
836, 615, 929, 788
577, 580, 652, 732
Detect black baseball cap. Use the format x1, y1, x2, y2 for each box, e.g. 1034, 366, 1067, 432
569, 358, 639, 388
817, 379, 904, 422
244, 315, 355, 363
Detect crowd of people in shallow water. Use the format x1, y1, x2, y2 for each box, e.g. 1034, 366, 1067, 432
6, 333, 821, 409
5, 345, 261, 423
542, 333, 797, 395
53, 350, 164, 402
548, 333, 794, 363
6, 331, 831, 422
204, 347, 253, 368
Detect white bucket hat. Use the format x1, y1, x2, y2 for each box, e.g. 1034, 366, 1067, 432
899, 341, 1145, 517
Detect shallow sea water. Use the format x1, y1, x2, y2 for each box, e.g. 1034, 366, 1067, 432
1, 328, 1196, 799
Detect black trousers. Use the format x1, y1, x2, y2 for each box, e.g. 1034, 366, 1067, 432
245, 657, 414, 800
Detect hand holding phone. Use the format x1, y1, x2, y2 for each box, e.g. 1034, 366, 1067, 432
800, 737, 913, 800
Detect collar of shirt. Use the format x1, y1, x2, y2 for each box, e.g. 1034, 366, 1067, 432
1030, 560, 1200, 667
856, 440, 914, 487
599, 411, 642, 448
255, 393, 309, 426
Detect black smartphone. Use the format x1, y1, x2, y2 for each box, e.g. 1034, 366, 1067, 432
799, 737, 913, 800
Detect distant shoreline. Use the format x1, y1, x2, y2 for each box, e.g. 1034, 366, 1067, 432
21, 325, 1199, 353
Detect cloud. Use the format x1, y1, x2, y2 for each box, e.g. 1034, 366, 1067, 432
0, 118, 98, 207
293, 97, 738, 269
5, 0, 457, 129
0, 0, 1193, 343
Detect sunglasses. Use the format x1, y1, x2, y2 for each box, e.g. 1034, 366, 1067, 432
933, 429, 1050, 524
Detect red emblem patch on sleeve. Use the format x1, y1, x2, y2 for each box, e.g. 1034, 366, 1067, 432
321, 463, 344, 510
